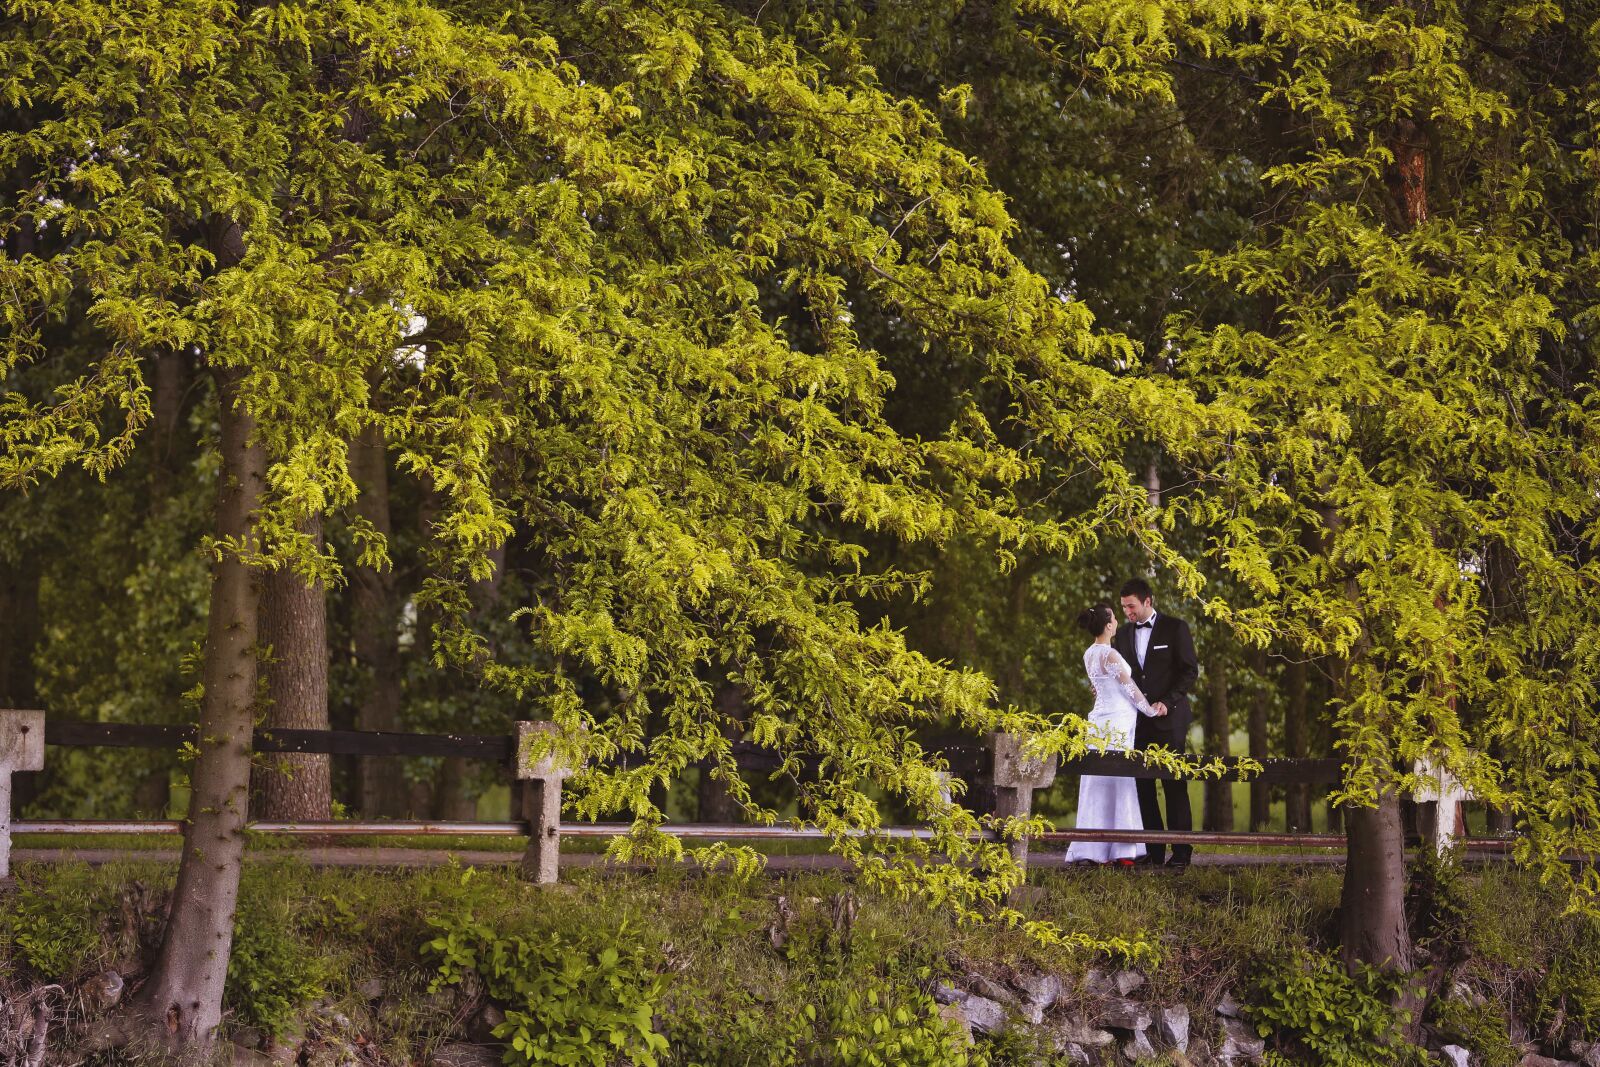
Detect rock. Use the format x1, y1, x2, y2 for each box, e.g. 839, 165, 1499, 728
1015, 972, 1063, 1010
1086, 967, 1115, 996
230, 1027, 265, 1051
1055, 1043, 1094, 1066
1519, 1057, 1578, 1067
419, 989, 458, 1016
937, 1002, 973, 1047
1114, 970, 1147, 996
934, 983, 962, 1006
1216, 992, 1245, 1019
83, 970, 124, 1012
970, 975, 1018, 1006
1057, 1021, 1117, 1048
356, 978, 384, 1002
467, 1003, 506, 1044
1099, 997, 1153, 1032
1573, 1042, 1600, 1067
1438, 1046, 1472, 1067
1122, 1028, 1160, 1061
1218, 1017, 1265, 1063
429, 1043, 502, 1067
265, 1022, 307, 1066
955, 993, 1009, 1037
1157, 1004, 1191, 1053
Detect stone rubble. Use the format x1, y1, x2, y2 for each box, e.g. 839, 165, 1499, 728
1097, 996, 1154, 1032
1157, 1003, 1191, 1053
1217, 1016, 1266, 1063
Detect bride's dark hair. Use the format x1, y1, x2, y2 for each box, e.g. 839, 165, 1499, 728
1076, 602, 1114, 637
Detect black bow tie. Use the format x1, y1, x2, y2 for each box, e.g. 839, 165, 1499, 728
1133, 621, 1153, 629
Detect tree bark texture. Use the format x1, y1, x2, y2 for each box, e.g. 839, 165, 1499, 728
349, 423, 408, 818
1340, 790, 1413, 975
1203, 656, 1234, 832
250, 514, 331, 820
134, 362, 265, 1048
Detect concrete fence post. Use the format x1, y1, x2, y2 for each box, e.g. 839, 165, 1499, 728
513, 721, 578, 884
0, 710, 46, 883
1412, 757, 1472, 858
989, 732, 1058, 870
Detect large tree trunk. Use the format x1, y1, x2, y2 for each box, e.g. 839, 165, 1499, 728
349, 423, 408, 818
1203, 656, 1233, 831
250, 514, 331, 820
133, 361, 265, 1048
1284, 657, 1312, 831
1332, 109, 1430, 979
1247, 648, 1271, 830
1340, 790, 1413, 974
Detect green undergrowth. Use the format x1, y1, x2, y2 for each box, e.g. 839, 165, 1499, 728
1, 860, 1594, 1065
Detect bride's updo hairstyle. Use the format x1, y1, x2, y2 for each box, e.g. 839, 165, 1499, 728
1076, 602, 1114, 637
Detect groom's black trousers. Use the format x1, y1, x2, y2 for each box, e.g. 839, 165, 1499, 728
1134, 720, 1193, 863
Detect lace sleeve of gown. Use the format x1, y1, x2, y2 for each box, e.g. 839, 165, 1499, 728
1100, 646, 1156, 716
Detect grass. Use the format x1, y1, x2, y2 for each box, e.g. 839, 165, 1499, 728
4, 856, 1595, 1065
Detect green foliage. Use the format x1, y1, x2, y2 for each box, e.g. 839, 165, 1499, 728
0, 863, 106, 980
425, 910, 669, 1066
671, 979, 981, 1067
1246, 950, 1425, 1067
1534, 912, 1600, 1043
225, 871, 329, 1036
1427, 996, 1519, 1067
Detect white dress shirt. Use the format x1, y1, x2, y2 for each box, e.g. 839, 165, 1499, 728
1133, 611, 1158, 668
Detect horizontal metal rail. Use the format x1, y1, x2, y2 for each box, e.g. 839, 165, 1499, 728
11, 819, 1527, 852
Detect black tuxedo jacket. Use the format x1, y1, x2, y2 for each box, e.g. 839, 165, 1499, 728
1114, 613, 1199, 749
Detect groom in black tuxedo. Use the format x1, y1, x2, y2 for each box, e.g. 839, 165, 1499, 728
1115, 578, 1200, 868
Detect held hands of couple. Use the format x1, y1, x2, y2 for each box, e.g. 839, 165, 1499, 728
1151, 702, 1168, 717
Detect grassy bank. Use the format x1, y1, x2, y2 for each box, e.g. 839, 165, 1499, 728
1, 859, 1595, 1065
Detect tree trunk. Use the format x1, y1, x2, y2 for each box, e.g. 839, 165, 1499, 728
1330, 107, 1430, 979
1340, 789, 1413, 974
431, 541, 507, 821
349, 423, 408, 818
250, 514, 331, 820
133, 361, 265, 1048
697, 682, 744, 824
1284, 657, 1311, 831
1202, 657, 1233, 831
1248, 648, 1271, 831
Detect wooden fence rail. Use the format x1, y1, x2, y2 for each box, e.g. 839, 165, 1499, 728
2, 713, 1454, 883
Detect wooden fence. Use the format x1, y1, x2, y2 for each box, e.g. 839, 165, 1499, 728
1, 714, 1505, 883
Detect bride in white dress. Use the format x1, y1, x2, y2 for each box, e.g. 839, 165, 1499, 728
1065, 603, 1166, 866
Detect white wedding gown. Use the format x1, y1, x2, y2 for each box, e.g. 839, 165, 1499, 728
1065, 643, 1158, 864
